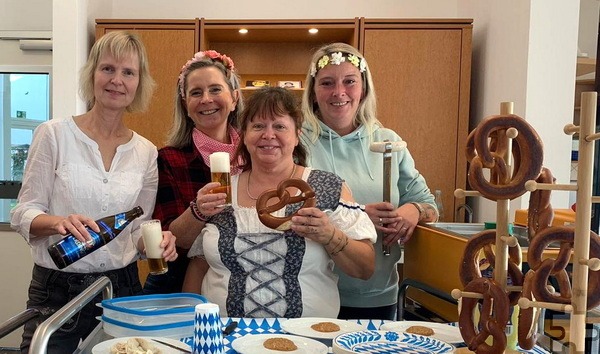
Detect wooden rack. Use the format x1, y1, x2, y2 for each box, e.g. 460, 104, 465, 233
452, 94, 600, 353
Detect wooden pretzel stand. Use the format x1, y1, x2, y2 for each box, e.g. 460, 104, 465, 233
451, 94, 600, 353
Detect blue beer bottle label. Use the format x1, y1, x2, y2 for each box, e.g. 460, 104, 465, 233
57, 221, 118, 264
114, 213, 126, 229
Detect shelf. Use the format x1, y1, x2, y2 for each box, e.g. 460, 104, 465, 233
576, 57, 596, 77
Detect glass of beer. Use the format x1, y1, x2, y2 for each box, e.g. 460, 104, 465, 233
141, 219, 168, 275
209, 152, 231, 207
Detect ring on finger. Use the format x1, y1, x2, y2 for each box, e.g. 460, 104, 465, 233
379, 217, 383, 224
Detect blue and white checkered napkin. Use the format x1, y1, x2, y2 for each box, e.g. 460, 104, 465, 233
192, 303, 224, 354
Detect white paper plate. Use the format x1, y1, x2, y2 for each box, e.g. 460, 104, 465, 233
231, 333, 328, 354
379, 321, 462, 344
281, 317, 367, 340
91, 336, 191, 354
333, 330, 455, 354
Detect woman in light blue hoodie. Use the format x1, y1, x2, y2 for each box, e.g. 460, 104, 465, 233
300, 43, 439, 320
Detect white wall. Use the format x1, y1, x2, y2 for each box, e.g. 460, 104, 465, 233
458, 0, 580, 222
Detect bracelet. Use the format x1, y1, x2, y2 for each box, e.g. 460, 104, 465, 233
324, 228, 336, 246
189, 200, 209, 222
410, 202, 426, 221
330, 233, 349, 256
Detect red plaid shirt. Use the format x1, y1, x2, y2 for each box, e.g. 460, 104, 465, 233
152, 144, 211, 230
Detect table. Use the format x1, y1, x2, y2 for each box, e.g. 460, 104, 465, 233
77, 317, 557, 353
181, 318, 388, 353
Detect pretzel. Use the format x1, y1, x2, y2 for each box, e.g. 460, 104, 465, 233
466, 114, 543, 201
527, 167, 555, 242
459, 277, 510, 354
526, 226, 600, 309
459, 229, 524, 305
256, 178, 316, 231
518, 270, 539, 350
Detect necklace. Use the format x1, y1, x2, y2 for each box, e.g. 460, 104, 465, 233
246, 164, 297, 201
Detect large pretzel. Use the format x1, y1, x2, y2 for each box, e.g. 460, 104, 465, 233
517, 270, 539, 350
256, 178, 316, 231
459, 229, 524, 305
466, 114, 544, 201
459, 277, 510, 354
527, 167, 555, 242
526, 226, 600, 309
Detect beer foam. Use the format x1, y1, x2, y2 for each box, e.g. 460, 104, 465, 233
209, 152, 230, 172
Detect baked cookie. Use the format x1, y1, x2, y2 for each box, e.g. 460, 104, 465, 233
263, 337, 298, 351
405, 325, 435, 336
311, 321, 341, 332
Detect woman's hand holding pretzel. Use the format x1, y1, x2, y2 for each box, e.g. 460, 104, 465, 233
364, 202, 418, 245
291, 207, 335, 244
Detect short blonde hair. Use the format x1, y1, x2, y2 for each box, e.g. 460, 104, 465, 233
301, 42, 379, 142
79, 31, 155, 113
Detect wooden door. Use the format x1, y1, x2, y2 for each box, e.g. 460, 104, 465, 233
96, 21, 198, 148
361, 20, 472, 222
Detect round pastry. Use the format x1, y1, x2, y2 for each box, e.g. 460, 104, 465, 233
310, 321, 340, 332
263, 337, 298, 351
405, 325, 435, 336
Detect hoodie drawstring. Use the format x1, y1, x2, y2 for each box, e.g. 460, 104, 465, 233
327, 129, 338, 175
356, 130, 375, 180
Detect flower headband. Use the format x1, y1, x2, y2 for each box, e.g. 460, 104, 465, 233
310, 52, 367, 77
178, 50, 235, 97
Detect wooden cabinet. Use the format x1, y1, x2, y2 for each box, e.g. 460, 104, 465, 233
360, 19, 472, 222
95, 19, 472, 223
199, 19, 359, 101
96, 20, 198, 148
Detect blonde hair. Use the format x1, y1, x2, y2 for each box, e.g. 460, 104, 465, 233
301, 42, 380, 142
79, 31, 155, 113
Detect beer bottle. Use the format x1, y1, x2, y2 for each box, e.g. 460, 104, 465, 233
48, 206, 144, 269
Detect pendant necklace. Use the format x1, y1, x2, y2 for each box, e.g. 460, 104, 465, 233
246, 164, 297, 201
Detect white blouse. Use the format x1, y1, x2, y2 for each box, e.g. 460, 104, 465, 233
10, 117, 158, 272
189, 168, 376, 318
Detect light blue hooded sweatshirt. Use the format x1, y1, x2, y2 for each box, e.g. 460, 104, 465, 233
301, 120, 436, 308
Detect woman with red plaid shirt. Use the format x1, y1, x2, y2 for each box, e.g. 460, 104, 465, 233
142, 50, 243, 294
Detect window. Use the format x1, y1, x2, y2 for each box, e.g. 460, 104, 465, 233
0, 65, 51, 223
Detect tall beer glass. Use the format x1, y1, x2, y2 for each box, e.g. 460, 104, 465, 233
209, 152, 231, 207
141, 219, 168, 275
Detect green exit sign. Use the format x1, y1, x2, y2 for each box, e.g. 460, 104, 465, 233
16, 111, 26, 118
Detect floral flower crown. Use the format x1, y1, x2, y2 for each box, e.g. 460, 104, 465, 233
178, 50, 235, 97
310, 52, 367, 77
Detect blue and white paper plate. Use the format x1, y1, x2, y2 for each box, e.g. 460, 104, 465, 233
333, 330, 454, 354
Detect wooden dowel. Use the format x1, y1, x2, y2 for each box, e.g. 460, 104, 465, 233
525, 180, 577, 192
518, 297, 574, 313
579, 257, 600, 271
563, 123, 580, 135
451, 289, 484, 300
506, 127, 518, 139
593, 196, 600, 204
585, 132, 600, 142
500, 235, 519, 247
454, 189, 482, 198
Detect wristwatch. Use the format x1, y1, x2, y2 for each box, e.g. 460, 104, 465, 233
410, 202, 426, 221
